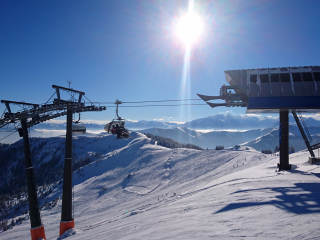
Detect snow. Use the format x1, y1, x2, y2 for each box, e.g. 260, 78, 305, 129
2, 132, 320, 239
57, 228, 82, 240
195, 129, 249, 133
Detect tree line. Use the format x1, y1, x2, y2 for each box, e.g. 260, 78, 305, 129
145, 133, 203, 150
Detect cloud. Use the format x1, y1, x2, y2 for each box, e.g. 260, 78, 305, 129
126, 119, 138, 122
46, 119, 66, 124
309, 114, 320, 121
242, 114, 261, 117
218, 110, 234, 115
166, 121, 186, 124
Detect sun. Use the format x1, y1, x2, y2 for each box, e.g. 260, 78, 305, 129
175, 11, 204, 46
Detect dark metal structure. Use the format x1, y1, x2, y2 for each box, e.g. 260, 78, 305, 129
61, 109, 73, 221
0, 85, 106, 239
198, 66, 320, 169
21, 118, 42, 228
292, 110, 315, 158
278, 110, 290, 171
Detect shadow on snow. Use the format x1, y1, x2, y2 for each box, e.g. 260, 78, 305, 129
215, 182, 320, 215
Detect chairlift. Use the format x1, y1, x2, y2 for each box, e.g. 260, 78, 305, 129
104, 99, 130, 139
72, 113, 86, 134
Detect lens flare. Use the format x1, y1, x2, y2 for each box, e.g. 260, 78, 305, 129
176, 0, 203, 138
176, 12, 204, 46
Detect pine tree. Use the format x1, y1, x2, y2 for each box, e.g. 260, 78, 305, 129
2, 220, 8, 231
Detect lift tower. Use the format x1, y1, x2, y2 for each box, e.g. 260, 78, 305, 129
198, 66, 320, 169
1, 100, 46, 240
51, 85, 107, 236
0, 85, 106, 239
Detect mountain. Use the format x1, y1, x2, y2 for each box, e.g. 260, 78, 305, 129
0, 132, 130, 197
182, 113, 277, 130
140, 125, 320, 152
0, 132, 201, 198
125, 120, 178, 129
140, 127, 274, 149
1, 132, 320, 239
33, 120, 179, 131
269, 115, 320, 128
1, 113, 320, 149
244, 125, 320, 152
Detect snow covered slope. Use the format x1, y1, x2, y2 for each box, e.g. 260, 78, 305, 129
2, 132, 320, 239
140, 127, 273, 150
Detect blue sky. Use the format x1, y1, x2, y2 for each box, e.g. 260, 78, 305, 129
1, 0, 320, 123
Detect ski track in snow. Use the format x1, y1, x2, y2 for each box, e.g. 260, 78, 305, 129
2, 132, 320, 239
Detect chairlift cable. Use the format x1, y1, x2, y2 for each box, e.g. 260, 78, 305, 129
83, 95, 93, 104
0, 130, 18, 141
97, 98, 202, 104
122, 99, 202, 103
103, 103, 207, 108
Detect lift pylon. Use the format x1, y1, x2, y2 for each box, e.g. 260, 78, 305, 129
21, 118, 46, 240
0, 85, 106, 239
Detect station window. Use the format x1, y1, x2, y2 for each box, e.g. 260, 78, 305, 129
280, 73, 290, 82
270, 74, 280, 82
313, 72, 320, 81
302, 72, 313, 82
292, 73, 302, 82
260, 74, 269, 83
250, 74, 257, 83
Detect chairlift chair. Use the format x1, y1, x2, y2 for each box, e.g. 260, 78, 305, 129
104, 99, 130, 139
72, 113, 86, 134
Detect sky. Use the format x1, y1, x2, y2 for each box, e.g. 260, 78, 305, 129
1, 0, 320, 123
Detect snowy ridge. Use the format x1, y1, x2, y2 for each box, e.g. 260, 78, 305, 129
2, 132, 320, 239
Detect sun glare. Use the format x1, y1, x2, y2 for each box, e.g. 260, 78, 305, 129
176, 12, 204, 46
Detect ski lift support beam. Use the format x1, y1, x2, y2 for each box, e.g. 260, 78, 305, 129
1, 100, 39, 113
292, 110, 315, 158
0, 102, 105, 130
52, 85, 85, 103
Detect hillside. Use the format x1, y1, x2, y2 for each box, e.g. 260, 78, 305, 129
140, 127, 274, 149
243, 125, 320, 152
1, 132, 320, 239
0, 113, 279, 144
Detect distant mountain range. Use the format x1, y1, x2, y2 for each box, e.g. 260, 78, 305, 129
23, 113, 320, 132
30, 113, 279, 131
138, 127, 273, 150
139, 125, 320, 152
182, 113, 277, 130
1, 113, 320, 152
243, 125, 320, 152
